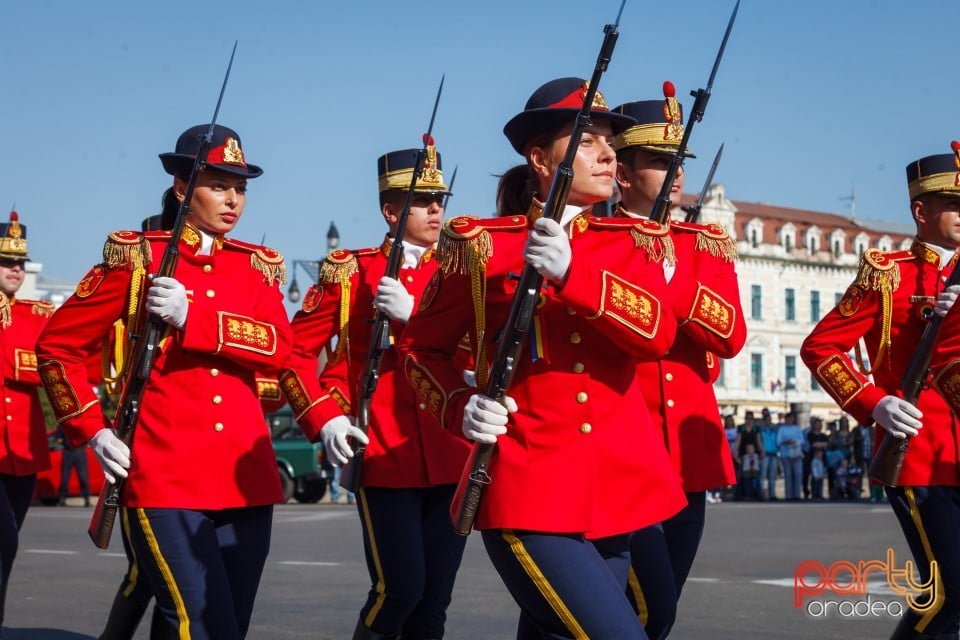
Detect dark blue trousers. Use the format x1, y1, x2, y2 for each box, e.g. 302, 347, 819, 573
124, 505, 272, 640
0, 473, 36, 624
483, 529, 647, 640
886, 486, 960, 636
356, 485, 467, 639
661, 490, 707, 596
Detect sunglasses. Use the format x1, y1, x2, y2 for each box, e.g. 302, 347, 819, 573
0, 259, 26, 269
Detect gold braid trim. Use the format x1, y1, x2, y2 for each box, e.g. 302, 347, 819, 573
471, 265, 489, 390
0, 293, 10, 329
101, 320, 127, 396
695, 230, 738, 262
631, 229, 676, 265
317, 253, 358, 366
332, 280, 352, 365
852, 255, 901, 374
438, 229, 493, 276
250, 252, 287, 286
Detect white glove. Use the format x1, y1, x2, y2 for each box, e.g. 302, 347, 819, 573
146, 276, 188, 329
934, 285, 960, 318
320, 415, 369, 466
871, 395, 923, 439
462, 394, 517, 444
89, 428, 131, 484
373, 276, 414, 323
524, 218, 572, 283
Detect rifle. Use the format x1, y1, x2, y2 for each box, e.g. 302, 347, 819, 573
649, 0, 739, 225
339, 76, 445, 494
442, 165, 457, 210
88, 42, 238, 549
450, 0, 626, 536
682, 143, 724, 223
868, 249, 960, 486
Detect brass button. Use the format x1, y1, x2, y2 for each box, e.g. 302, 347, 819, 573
214, 423, 224, 432
572, 362, 585, 374
579, 423, 592, 434
667, 399, 675, 408
418, 403, 426, 410
210, 368, 220, 377
212, 395, 223, 405
3, 397, 10, 404
203, 265, 213, 273
576, 392, 588, 404
5, 415, 10, 421
665, 373, 674, 382
566, 306, 576, 315
536, 294, 548, 309
406, 276, 414, 283
205, 289, 216, 298
569, 332, 582, 344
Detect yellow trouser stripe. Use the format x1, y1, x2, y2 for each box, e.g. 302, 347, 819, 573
502, 531, 588, 639
905, 488, 946, 633
359, 487, 388, 628
627, 566, 649, 625
120, 509, 140, 599
135, 508, 191, 640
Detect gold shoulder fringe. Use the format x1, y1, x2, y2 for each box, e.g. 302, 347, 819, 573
251, 252, 287, 286
0, 293, 10, 329
854, 255, 901, 293
631, 228, 676, 265
695, 229, 738, 262
318, 253, 358, 286
102, 233, 152, 270
438, 228, 493, 276
30, 301, 55, 318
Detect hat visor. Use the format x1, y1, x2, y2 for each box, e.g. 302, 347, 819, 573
159, 153, 264, 178
383, 187, 453, 197
627, 144, 697, 159
504, 108, 636, 155
0, 253, 28, 261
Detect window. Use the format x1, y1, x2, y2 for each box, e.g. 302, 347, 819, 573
810, 290, 821, 322
751, 285, 763, 320
835, 291, 843, 306
716, 360, 725, 387
811, 376, 821, 392
785, 355, 797, 387
785, 288, 796, 321
751, 354, 763, 389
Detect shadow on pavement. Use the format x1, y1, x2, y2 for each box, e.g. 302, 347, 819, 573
3, 628, 96, 639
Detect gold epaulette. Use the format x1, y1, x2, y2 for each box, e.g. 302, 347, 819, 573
24, 299, 55, 318
671, 221, 738, 262
855, 248, 910, 293
587, 216, 675, 264
437, 215, 524, 276
102, 231, 153, 270
223, 238, 287, 286
318, 249, 359, 286
0, 292, 10, 329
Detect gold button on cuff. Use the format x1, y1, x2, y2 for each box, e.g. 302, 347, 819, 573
210, 368, 220, 377
212, 395, 223, 405
576, 392, 588, 404
572, 363, 585, 374
214, 423, 224, 432
667, 399, 675, 408
203, 265, 213, 273
206, 289, 215, 298
569, 332, 582, 344
579, 423, 592, 434
665, 373, 674, 382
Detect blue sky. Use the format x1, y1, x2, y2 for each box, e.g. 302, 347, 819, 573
2, 0, 960, 291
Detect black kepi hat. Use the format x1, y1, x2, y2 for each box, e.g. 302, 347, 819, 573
378, 135, 450, 195
907, 141, 960, 200
159, 124, 263, 178
612, 81, 694, 157
503, 77, 635, 155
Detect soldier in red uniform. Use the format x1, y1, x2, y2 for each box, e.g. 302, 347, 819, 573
36, 124, 292, 639
397, 76, 686, 640
279, 139, 470, 640
610, 89, 746, 638
802, 143, 960, 640
0, 210, 54, 631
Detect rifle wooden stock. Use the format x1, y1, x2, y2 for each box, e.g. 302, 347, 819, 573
340, 78, 445, 495
450, 12, 622, 535
87, 44, 237, 547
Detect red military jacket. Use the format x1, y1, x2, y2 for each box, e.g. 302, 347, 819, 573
629, 216, 745, 492
280, 238, 470, 488
397, 208, 687, 539
0, 296, 55, 476
801, 241, 960, 486
37, 224, 293, 508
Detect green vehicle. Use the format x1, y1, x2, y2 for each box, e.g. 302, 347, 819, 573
268, 407, 330, 504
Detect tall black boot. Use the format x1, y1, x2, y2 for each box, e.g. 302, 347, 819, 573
352, 618, 400, 640
98, 588, 150, 640
148, 603, 178, 640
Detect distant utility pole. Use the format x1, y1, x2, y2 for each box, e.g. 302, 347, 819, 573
839, 183, 855, 221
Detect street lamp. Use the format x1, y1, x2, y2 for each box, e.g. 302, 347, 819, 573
287, 221, 340, 303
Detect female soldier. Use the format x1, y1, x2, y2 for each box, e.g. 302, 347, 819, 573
397, 77, 687, 639
37, 124, 292, 639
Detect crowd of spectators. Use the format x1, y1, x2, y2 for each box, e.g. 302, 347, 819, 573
719, 408, 886, 504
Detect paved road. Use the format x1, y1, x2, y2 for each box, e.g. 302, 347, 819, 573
4, 499, 914, 639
